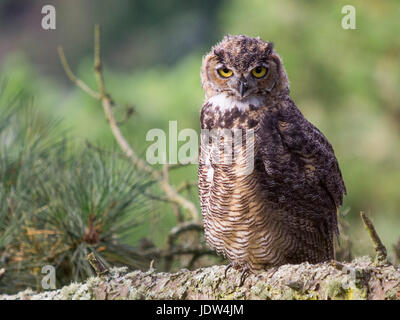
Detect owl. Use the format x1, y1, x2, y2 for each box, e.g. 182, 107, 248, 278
198, 35, 346, 279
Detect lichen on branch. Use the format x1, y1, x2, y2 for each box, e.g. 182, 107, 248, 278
1, 256, 399, 300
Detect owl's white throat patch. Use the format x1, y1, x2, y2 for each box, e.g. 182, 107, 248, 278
207, 93, 263, 113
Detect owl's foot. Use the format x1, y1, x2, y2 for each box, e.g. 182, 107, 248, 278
224, 263, 233, 278
238, 267, 250, 286
224, 262, 251, 286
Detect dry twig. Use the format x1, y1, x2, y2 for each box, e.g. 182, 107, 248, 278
360, 211, 389, 266
57, 25, 199, 222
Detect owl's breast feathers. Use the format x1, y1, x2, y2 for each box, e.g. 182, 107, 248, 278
198, 95, 346, 270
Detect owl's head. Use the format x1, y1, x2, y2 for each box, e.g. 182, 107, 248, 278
201, 35, 289, 100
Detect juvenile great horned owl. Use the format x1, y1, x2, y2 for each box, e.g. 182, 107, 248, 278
198, 35, 346, 275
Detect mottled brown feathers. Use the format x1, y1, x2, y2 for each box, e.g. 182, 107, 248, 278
213, 35, 274, 70
198, 35, 346, 273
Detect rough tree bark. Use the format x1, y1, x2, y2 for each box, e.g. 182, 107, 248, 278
1, 256, 399, 300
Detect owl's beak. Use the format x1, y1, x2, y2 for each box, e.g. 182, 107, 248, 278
238, 80, 248, 98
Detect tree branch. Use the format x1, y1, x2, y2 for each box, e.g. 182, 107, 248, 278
2, 257, 399, 300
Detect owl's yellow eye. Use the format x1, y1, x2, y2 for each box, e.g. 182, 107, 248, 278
251, 66, 268, 78
218, 67, 233, 78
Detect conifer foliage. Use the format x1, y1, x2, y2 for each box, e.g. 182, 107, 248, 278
0, 91, 151, 294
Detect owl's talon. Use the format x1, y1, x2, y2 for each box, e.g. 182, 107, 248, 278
238, 268, 249, 286
224, 263, 233, 278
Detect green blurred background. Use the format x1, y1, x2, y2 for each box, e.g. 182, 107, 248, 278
0, 0, 399, 260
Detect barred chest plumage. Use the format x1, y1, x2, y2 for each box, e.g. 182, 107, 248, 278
198, 94, 286, 271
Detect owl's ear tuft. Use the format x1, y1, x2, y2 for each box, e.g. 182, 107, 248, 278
266, 42, 274, 56
213, 48, 225, 61
270, 52, 290, 93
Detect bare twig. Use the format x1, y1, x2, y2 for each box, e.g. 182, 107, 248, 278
166, 221, 204, 249
57, 47, 100, 100
116, 105, 136, 126
57, 24, 199, 222
93, 30, 148, 171
163, 221, 205, 271
360, 211, 389, 266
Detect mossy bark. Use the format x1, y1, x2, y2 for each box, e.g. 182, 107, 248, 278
1, 256, 399, 300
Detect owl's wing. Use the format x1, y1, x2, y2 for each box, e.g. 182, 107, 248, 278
275, 103, 346, 209
258, 99, 346, 223
256, 99, 346, 261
